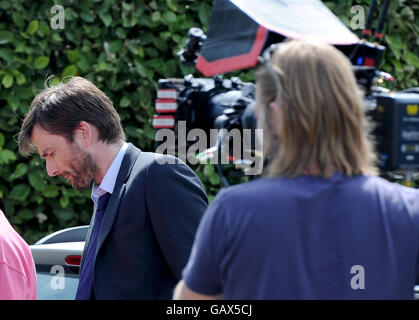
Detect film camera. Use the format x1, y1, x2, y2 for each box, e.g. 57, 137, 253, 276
152, 0, 419, 186
153, 72, 259, 186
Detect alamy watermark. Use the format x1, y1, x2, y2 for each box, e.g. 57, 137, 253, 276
350, 265, 365, 290
350, 5, 366, 30
50, 265, 66, 290
155, 121, 264, 176
50, 5, 65, 30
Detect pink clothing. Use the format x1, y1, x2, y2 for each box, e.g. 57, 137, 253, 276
0, 210, 37, 300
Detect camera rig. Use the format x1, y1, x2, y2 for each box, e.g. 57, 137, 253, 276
153, 0, 419, 187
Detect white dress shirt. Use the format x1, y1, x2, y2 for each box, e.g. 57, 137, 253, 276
91, 142, 128, 205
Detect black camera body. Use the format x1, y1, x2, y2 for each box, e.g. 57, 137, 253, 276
153, 75, 257, 165
154, 75, 256, 131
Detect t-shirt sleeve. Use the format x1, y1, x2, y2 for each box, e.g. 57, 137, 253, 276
0, 262, 28, 300
182, 192, 228, 296
416, 252, 419, 284
401, 186, 419, 284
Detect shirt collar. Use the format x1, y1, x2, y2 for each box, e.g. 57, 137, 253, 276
91, 142, 129, 204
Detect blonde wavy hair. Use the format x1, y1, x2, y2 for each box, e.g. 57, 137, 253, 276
255, 39, 378, 178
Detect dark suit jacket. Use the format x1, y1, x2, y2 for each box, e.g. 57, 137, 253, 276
80, 143, 208, 299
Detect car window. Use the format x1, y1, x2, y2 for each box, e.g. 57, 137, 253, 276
36, 271, 79, 300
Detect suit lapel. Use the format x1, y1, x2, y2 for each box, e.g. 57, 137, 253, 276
95, 143, 141, 257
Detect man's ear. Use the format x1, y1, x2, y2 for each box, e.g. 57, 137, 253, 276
73, 121, 92, 148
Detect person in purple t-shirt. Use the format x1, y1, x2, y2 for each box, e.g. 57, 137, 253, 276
173, 39, 419, 300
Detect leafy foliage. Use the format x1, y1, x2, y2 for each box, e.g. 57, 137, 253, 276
326, 0, 419, 89
0, 0, 417, 243
0, 0, 216, 243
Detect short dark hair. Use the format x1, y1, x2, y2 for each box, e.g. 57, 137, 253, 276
18, 76, 126, 155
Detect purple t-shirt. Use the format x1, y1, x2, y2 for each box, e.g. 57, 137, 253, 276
182, 173, 419, 299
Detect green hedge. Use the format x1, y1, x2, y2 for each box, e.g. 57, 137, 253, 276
0, 0, 417, 243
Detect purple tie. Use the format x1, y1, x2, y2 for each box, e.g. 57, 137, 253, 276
75, 192, 111, 300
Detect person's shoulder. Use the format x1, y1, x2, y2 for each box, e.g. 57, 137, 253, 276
213, 177, 283, 205
125, 143, 181, 166
128, 150, 184, 179
361, 174, 419, 196
136, 153, 205, 193
361, 174, 419, 216
137, 152, 186, 169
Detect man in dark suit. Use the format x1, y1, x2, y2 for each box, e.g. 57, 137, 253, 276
18, 76, 208, 299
